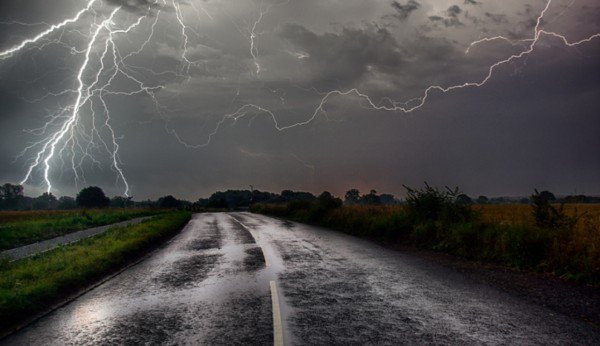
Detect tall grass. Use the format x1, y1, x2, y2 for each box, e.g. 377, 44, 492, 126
0, 209, 162, 250
0, 211, 191, 333
252, 202, 600, 285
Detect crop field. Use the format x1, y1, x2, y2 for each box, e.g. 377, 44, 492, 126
253, 202, 600, 284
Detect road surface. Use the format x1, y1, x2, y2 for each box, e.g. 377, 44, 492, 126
3, 212, 599, 345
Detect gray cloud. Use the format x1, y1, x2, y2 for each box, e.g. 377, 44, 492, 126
103, 0, 163, 13
485, 12, 508, 24
279, 24, 404, 88
0, 0, 598, 199
390, 0, 421, 21
428, 5, 463, 27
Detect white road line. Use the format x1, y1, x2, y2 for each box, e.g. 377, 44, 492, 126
270, 280, 284, 346
229, 215, 271, 267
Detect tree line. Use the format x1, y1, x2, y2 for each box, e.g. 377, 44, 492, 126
1, 182, 598, 211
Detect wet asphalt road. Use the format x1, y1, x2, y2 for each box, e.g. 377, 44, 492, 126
3, 212, 599, 345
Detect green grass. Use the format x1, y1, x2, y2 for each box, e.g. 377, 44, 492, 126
0, 211, 191, 332
0, 209, 162, 250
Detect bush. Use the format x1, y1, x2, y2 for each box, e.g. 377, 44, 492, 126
531, 189, 577, 231
76, 187, 110, 208
404, 183, 474, 224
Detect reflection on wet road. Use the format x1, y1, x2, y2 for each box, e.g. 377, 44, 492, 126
3, 213, 599, 345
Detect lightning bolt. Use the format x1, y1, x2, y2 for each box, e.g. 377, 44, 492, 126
188, 0, 600, 147
0, 0, 598, 196
0, 0, 99, 59
2, 1, 174, 196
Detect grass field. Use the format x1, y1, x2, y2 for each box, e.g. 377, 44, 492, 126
0, 209, 162, 250
252, 202, 600, 285
0, 211, 191, 333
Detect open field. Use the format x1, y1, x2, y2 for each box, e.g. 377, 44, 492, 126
0, 211, 191, 333
0, 209, 162, 250
252, 203, 600, 285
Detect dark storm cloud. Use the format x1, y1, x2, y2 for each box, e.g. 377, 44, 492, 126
428, 6, 463, 28
0, 0, 598, 199
103, 0, 163, 13
390, 0, 421, 21
447, 5, 462, 17
279, 24, 404, 87
485, 12, 508, 24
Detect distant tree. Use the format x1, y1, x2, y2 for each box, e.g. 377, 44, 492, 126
0, 183, 25, 210
111, 196, 134, 208
361, 190, 381, 205
519, 197, 530, 204
76, 186, 110, 208
456, 194, 473, 205
476, 195, 489, 204
317, 191, 342, 210
344, 189, 361, 205
206, 196, 228, 209
281, 190, 316, 203
379, 194, 396, 205
33, 192, 58, 210
157, 195, 181, 209
58, 196, 77, 210
537, 190, 556, 202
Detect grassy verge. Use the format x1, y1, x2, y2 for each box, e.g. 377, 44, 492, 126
0, 211, 191, 333
251, 192, 600, 285
0, 209, 163, 250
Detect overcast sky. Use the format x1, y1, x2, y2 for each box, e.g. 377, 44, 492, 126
0, 0, 598, 200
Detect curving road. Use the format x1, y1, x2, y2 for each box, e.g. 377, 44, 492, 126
3, 212, 599, 345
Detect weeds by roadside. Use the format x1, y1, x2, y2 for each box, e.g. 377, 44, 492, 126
252, 186, 600, 285
0, 211, 191, 333
0, 209, 162, 250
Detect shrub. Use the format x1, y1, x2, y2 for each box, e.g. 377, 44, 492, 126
404, 183, 474, 224
531, 189, 577, 231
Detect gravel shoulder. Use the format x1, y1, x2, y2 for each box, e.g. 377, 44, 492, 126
390, 243, 600, 327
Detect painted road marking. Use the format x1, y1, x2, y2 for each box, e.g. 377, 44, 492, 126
270, 280, 284, 346
230, 215, 271, 267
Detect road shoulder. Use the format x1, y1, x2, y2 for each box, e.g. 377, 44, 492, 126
388, 243, 600, 327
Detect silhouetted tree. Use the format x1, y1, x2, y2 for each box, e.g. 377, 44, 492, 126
33, 192, 58, 210
58, 196, 77, 210
157, 195, 181, 209
317, 191, 342, 210
0, 183, 24, 210
456, 194, 473, 205
111, 196, 134, 208
361, 190, 381, 205
344, 189, 361, 205
476, 195, 489, 204
379, 194, 396, 205
537, 190, 556, 202
76, 186, 110, 208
